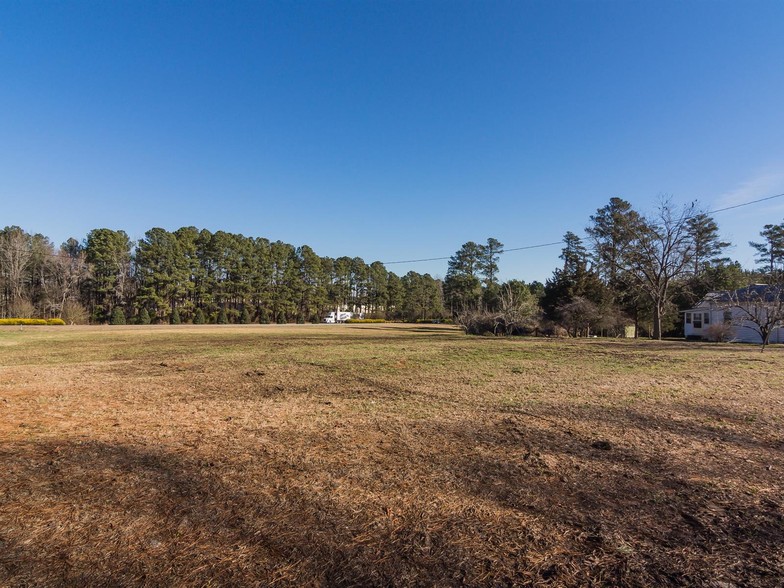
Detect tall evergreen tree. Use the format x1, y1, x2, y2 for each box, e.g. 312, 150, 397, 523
687, 213, 730, 275
559, 231, 588, 275
368, 261, 389, 317
385, 272, 404, 319
586, 197, 642, 286
447, 241, 483, 279
84, 228, 133, 323
135, 228, 189, 321
445, 241, 486, 312
402, 272, 443, 321
749, 221, 784, 278
298, 245, 330, 322
479, 238, 504, 287
542, 232, 608, 331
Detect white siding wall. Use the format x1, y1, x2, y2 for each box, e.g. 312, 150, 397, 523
684, 306, 784, 343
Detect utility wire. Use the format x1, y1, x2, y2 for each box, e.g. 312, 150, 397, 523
4, 192, 784, 263
381, 191, 784, 265
382, 241, 563, 265
706, 191, 784, 215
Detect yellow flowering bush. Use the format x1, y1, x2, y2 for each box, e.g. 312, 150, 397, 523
0, 318, 66, 326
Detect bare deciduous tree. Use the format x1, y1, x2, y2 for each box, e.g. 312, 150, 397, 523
556, 296, 599, 337
722, 284, 784, 352
625, 200, 696, 340
494, 283, 540, 335
0, 226, 33, 316
44, 248, 90, 318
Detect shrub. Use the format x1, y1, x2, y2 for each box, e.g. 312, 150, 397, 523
193, 308, 206, 324
110, 307, 126, 325
0, 318, 64, 326
705, 322, 734, 343
346, 318, 386, 323
62, 301, 89, 325
9, 300, 36, 319
457, 308, 540, 337
456, 310, 497, 335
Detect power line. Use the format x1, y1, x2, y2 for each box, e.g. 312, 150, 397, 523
4, 191, 783, 266
382, 191, 784, 265
382, 255, 451, 265
381, 241, 565, 265
707, 191, 784, 215
501, 241, 563, 253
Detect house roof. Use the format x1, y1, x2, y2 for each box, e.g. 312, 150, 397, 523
700, 284, 783, 305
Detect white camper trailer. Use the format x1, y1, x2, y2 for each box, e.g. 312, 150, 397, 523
323, 311, 353, 324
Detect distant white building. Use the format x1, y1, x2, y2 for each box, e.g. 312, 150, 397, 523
683, 284, 784, 344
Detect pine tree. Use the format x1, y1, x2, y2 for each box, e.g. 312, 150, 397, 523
193, 308, 205, 324
479, 238, 504, 287
444, 241, 484, 312
687, 213, 730, 275
139, 308, 151, 325
749, 222, 784, 278
110, 306, 126, 325
84, 229, 133, 323
257, 308, 269, 324
240, 307, 251, 324
217, 307, 229, 324
170, 307, 181, 324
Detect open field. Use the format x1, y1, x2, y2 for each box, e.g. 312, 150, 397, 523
1, 324, 782, 587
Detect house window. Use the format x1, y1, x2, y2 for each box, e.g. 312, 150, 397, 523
685, 313, 691, 324
693, 314, 702, 328
703, 312, 710, 325
723, 311, 732, 324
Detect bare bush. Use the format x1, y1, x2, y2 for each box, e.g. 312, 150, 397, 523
62, 300, 90, 325
457, 288, 540, 336
9, 298, 36, 318
456, 310, 496, 336
704, 321, 733, 343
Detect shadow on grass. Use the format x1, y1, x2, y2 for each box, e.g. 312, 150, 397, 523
0, 439, 500, 587
443, 405, 784, 587
2, 400, 782, 587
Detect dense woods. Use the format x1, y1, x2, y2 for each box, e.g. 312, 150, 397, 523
0, 226, 443, 325
1, 197, 782, 336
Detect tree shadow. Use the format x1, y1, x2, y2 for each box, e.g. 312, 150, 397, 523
2, 399, 782, 587
0, 439, 494, 587
441, 408, 784, 587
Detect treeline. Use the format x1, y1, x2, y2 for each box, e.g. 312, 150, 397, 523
2, 197, 782, 336
442, 198, 783, 339
0, 227, 444, 324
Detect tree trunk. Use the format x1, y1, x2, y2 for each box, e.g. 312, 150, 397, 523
652, 302, 662, 340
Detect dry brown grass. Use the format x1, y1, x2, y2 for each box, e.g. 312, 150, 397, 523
0, 324, 782, 587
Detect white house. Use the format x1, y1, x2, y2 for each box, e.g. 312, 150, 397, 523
683, 284, 784, 344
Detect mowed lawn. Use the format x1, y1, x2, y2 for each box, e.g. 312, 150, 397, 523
1, 324, 782, 587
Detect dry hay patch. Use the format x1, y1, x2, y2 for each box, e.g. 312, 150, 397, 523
1, 327, 784, 587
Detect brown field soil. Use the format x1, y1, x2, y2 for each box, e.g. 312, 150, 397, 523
0, 323, 782, 587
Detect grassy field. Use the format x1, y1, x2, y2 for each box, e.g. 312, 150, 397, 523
1, 324, 782, 587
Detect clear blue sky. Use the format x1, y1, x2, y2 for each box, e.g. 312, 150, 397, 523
3, 0, 784, 282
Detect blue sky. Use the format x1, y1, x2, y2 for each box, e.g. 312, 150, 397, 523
2, 0, 784, 282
